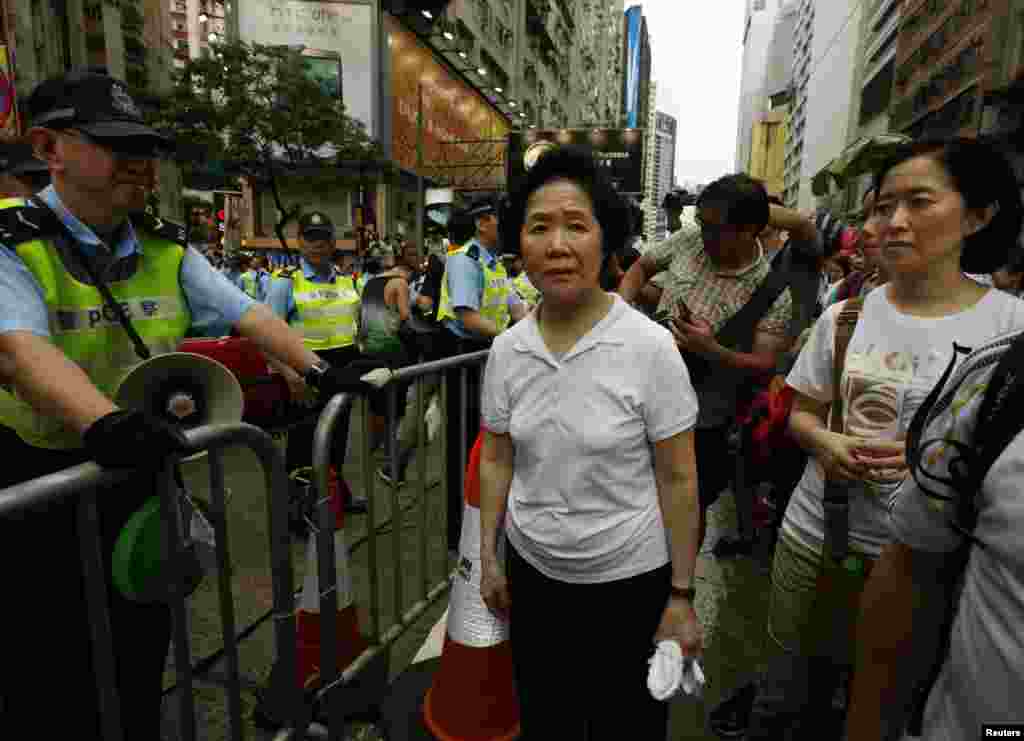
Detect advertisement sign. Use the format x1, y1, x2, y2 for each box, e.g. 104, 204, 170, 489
624, 6, 643, 129
0, 46, 17, 136
238, 0, 372, 130
387, 16, 510, 190
506, 129, 646, 195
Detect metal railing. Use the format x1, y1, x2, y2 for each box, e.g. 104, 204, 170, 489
274, 350, 489, 740
0, 422, 303, 741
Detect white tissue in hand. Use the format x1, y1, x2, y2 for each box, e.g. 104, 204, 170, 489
647, 640, 683, 701
360, 368, 394, 389
680, 655, 705, 698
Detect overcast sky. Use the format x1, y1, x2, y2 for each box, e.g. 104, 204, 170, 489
640, 0, 745, 187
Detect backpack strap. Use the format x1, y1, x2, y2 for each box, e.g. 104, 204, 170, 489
821, 297, 864, 562
716, 260, 791, 351
829, 297, 864, 434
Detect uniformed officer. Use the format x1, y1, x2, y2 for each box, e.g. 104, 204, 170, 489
239, 253, 271, 301
435, 195, 526, 548
504, 251, 541, 307
266, 211, 371, 510
0, 69, 380, 739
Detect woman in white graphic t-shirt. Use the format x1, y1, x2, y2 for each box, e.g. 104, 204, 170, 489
732, 137, 1024, 741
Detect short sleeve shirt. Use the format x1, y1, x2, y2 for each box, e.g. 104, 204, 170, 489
481, 296, 698, 583
644, 206, 793, 427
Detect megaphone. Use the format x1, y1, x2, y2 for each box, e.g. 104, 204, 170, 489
111, 352, 244, 603
114, 352, 244, 461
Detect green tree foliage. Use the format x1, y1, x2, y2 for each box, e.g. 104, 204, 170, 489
154, 40, 382, 244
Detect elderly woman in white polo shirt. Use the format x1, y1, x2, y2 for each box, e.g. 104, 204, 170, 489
478, 146, 703, 740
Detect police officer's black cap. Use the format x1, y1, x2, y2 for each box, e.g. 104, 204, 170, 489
466, 196, 498, 219
298, 211, 336, 239
0, 140, 48, 177
27, 68, 170, 147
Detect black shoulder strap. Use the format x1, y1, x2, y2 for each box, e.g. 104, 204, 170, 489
132, 211, 188, 247
716, 260, 790, 350
0, 199, 63, 247
27, 197, 152, 361
964, 331, 1024, 528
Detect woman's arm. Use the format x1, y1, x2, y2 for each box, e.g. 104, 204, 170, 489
652, 429, 700, 591
480, 429, 515, 566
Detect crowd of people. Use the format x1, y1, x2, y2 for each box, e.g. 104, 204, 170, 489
1, 65, 1023, 741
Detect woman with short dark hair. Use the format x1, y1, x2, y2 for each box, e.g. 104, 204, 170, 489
479, 147, 703, 739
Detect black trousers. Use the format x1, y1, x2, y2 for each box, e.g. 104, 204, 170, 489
438, 331, 489, 551
506, 544, 672, 740
0, 424, 171, 740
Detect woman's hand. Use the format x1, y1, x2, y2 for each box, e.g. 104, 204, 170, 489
812, 429, 873, 482
480, 556, 511, 621
852, 438, 908, 484
654, 596, 702, 658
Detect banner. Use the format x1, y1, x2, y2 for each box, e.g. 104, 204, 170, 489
506, 129, 646, 195
624, 6, 643, 129
238, 0, 373, 130
0, 46, 17, 136
387, 16, 509, 190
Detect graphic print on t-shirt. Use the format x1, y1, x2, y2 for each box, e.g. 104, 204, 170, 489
841, 343, 947, 497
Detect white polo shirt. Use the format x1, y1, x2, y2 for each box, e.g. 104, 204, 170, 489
482, 295, 698, 584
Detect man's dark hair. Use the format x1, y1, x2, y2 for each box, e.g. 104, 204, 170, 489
872, 137, 1024, 273
696, 173, 770, 233
500, 145, 630, 258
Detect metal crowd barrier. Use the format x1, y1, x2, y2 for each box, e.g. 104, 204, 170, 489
277, 350, 489, 740
0, 422, 304, 741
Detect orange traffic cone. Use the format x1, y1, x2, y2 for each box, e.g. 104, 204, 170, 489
422, 432, 521, 741
295, 469, 368, 690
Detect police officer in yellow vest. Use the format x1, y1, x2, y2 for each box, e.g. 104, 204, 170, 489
436, 195, 526, 548
265, 210, 372, 511
0, 70, 383, 740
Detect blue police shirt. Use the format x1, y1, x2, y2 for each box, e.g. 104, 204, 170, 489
443, 239, 521, 340
0, 186, 256, 339
266, 258, 351, 324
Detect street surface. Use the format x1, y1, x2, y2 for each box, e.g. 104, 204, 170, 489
161, 399, 775, 740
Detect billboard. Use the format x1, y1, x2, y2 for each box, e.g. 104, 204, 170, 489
624, 6, 643, 129
238, 0, 373, 131
506, 129, 646, 196
387, 16, 510, 191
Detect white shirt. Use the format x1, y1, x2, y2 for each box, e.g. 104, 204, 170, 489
889, 327, 1024, 741
784, 286, 1024, 557
481, 296, 698, 583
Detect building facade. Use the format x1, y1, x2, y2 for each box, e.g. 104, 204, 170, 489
437, 0, 625, 130
784, 0, 861, 210
891, 0, 1008, 139
652, 110, 677, 240
749, 102, 789, 198
736, 0, 784, 173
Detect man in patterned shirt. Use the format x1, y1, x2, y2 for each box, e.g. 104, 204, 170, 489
619, 174, 795, 549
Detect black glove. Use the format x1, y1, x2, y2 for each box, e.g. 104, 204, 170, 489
84, 410, 190, 468
308, 358, 393, 399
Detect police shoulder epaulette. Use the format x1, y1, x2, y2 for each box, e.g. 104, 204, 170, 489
464, 243, 480, 261
134, 212, 188, 246
0, 199, 62, 247
278, 265, 299, 278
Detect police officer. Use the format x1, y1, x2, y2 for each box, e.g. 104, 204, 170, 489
0, 69, 379, 739
240, 253, 271, 301
436, 196, 525, 548
266, 211, 371, 509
